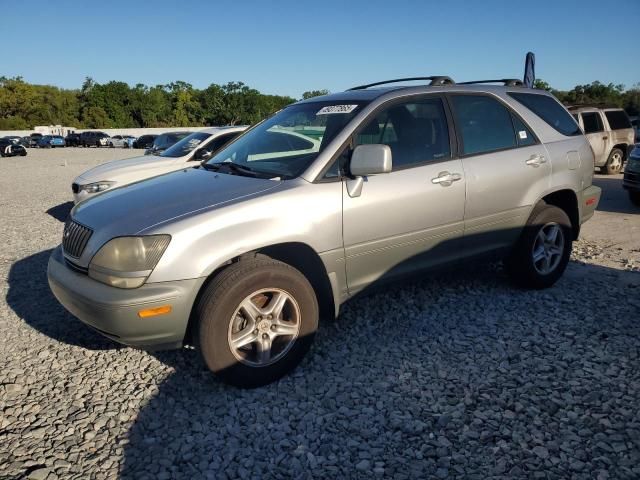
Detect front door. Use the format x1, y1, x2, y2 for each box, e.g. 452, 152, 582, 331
581, 111, 607, 166
342, 96, 466, 295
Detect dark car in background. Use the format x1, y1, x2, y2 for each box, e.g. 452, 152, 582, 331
144, 131, 192, 155
0, 137, 27, 157
132, 134, 158, 149
28, 133, 43, 147
65, 133, 81, 147
80, 131, 110, 147
19, 136, 30, 148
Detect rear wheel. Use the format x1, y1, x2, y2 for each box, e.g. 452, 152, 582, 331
506, 204, 572, 289
629, 191, 640, 207
602, 148, 623, 175
196, 256, 318, 388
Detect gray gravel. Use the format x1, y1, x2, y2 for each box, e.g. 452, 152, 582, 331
1, 148, 640, 479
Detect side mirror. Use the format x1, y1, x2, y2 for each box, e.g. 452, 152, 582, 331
350, 144, 392, 176
193, 147, 213, 161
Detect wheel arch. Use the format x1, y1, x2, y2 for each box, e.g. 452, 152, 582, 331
184, 242, 336, 345
540, 189, 580, 240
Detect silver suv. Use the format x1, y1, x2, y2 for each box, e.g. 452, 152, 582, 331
48, 77, 601, 387
569, 106, 634, 174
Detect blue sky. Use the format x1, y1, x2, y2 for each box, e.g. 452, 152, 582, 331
1, 0, 638, 98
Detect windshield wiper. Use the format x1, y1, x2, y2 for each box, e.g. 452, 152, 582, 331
202, 161, 259, 177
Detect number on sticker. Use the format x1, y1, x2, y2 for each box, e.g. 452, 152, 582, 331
317, 105, 358, 115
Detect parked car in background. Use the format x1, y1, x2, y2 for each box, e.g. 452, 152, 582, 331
132, 134, 157, 149
569, 107, 634, 174
28, 133, 43, 147
49, 78, 601, 387
80, 131, 110, 147
65, 133, 81, 147
37, 135, 66, 148
108, 135, 137, 148
144, 131, 192, 155
631, 117, 638, 142
3, 135, 21, 144
71, 127, 246, 203
0, 137, 27, 157
624, 146, 640, 206
19, 136, 30, 148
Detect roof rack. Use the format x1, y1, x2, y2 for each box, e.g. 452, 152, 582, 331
566, 103, 615, 110
348, 76, 455, 91
458, 79, 525, 87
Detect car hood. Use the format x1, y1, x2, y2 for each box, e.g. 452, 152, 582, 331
75, 154, 186, 183
71, 168, 283, 257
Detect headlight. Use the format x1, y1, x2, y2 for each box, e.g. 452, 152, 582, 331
88, 235, 171, 288
79, 181, 115, 194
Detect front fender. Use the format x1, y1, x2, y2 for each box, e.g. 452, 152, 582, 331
145, 180, 344, 283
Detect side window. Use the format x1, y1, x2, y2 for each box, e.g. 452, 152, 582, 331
508, 92, 581, 136
511, 114, 536, 147
354, 97, 451, 170
451, 95, 516, 155
582, 112, 603, 134
604, 110, 631, 130
207, 132, 239, 152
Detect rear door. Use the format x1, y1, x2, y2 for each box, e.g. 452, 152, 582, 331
341, 95, 466, 294
581, 112, 607, 165
449, 93, 551, 254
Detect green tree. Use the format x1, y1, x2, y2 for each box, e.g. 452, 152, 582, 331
302, 89, 329, 100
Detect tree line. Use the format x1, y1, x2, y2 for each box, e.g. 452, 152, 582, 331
0, 75, 637, 131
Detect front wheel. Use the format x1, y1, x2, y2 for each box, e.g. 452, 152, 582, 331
506, 204, 572, 289
196, 256, 318, 388
630, 191, 640, 207
602, 148, 623, 175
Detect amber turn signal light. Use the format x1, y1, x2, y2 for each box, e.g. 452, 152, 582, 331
137, 305, 172, 318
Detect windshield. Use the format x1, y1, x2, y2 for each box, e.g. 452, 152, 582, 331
205, 101, 367, 178
161, 132, 212, 158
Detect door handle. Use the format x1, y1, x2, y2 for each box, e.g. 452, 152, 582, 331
431, 171, 462, 186
525, 154, 547, 167
602, 136, 608, 140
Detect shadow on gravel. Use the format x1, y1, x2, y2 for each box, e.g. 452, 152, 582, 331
6, 249, 121, 350
120, 260, 640, 479
592, 176, 639, 215
46, 201, 74, 222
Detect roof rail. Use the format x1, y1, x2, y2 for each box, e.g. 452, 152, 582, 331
348, 76, 455, 91
458, 79, 525, 87
566, 103, 616, 110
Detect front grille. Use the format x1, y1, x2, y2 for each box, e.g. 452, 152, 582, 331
71, 183, 79, 194
62, 220, 93, 258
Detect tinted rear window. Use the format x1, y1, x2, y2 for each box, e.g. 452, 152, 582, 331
604, 110, 631, 130
508, 92, 581, 136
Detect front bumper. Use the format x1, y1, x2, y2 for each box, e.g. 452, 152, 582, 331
47, 246, 205, 349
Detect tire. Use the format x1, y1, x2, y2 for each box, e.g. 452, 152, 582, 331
109, 142, 114, 148
602, 148, 624, 175
629, 191, 640, 207
195, 255, 318, 388
20, 151, 27, 157
506, 204, 573, 289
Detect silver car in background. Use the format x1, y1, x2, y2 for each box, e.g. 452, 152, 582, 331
71, 127, 245, 203
48, 77, 601, 387
569, 107, 634, 174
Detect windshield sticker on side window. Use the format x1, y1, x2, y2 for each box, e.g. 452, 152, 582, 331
317, 105, 358, 115
518, 130, 528, 139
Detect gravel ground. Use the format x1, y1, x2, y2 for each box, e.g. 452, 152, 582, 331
1, 148, 639, 480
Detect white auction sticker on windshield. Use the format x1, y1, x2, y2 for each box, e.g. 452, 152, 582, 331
317, 105, 358, 115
